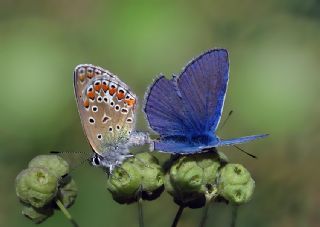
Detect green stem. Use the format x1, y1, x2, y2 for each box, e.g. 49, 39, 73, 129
199, 201, 210, 227
137, 194, 144, 227
55, 199, 79, 227
230, 205, 238, 227
171, 205, 185, 227
200, 187, 218, 227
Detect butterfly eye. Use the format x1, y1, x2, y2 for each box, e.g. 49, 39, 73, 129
92, 156, 100, 166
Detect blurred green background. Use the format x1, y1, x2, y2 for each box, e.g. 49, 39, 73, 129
1, 0, 320, 226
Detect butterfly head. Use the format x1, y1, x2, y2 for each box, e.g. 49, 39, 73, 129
90, 144, 133, 174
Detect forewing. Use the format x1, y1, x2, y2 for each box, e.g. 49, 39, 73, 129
177, 49, 229, 134
74, 64, 137, 155
144, 76, 193, 136
144, 49, 229, 138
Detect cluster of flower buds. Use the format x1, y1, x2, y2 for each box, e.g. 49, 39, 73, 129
15, 150, 256, 224
107, 149, 255, 208
107, 152, 164, 204
15, 155, 77, 224
164, 151, 255, 207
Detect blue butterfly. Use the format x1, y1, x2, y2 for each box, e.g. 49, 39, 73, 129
144, 49, 268, 154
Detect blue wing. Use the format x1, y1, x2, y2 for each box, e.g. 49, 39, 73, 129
144, 75, 192, 136
144, 49, 229, 137
152, 134, 268, 154
176, 49, 229, 134
216, 134, 269, 146
145, 49, 267, 154
153, 140, 204, 154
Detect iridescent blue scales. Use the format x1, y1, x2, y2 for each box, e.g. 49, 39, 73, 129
144, 49, 268, 154
73, 64, 149, 173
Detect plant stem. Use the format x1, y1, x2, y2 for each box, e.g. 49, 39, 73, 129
199, 201, 210, 227
137, 194, 144, 227
171, 205, 185, 227
199, 187, 218, 227
55, 199, 79, 227
230, 205, 238, 227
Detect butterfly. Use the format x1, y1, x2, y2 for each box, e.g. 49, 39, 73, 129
144, 49, 268, 154
73, 64, 149, 173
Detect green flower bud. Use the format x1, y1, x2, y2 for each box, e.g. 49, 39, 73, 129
165, 152, 221, 208
28, 155, 69, 178
21, 204, 53, 224
130, 152, 164, 200
218, 164, 255, 204
16, 168, 58, 208
107, 159, 142, 204
107, 152, 164, 204
58, 179, 78, 208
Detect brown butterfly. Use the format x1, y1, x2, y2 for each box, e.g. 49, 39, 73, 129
73, 64, 149, 174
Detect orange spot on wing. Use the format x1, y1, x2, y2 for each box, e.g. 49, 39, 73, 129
87, 90, 95, 100
102, 84, 109, 92
124, 98, 136, 107
117, 91, 125, 100
94, 84, 101, 91
79, 74, 85, 82
109, 87, 116, 96
83, 98, 89, 108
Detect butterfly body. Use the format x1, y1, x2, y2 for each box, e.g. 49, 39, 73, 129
74, 64, 149, 173
144, 49, 268, 154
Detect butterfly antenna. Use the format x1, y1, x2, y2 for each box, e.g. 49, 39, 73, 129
49, 150, 91, 170
50, 150, 88, 155
233, 145, 257, 159
218, 110, 233, 132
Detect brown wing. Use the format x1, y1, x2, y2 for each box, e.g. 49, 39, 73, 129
73, 64, 137, 155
